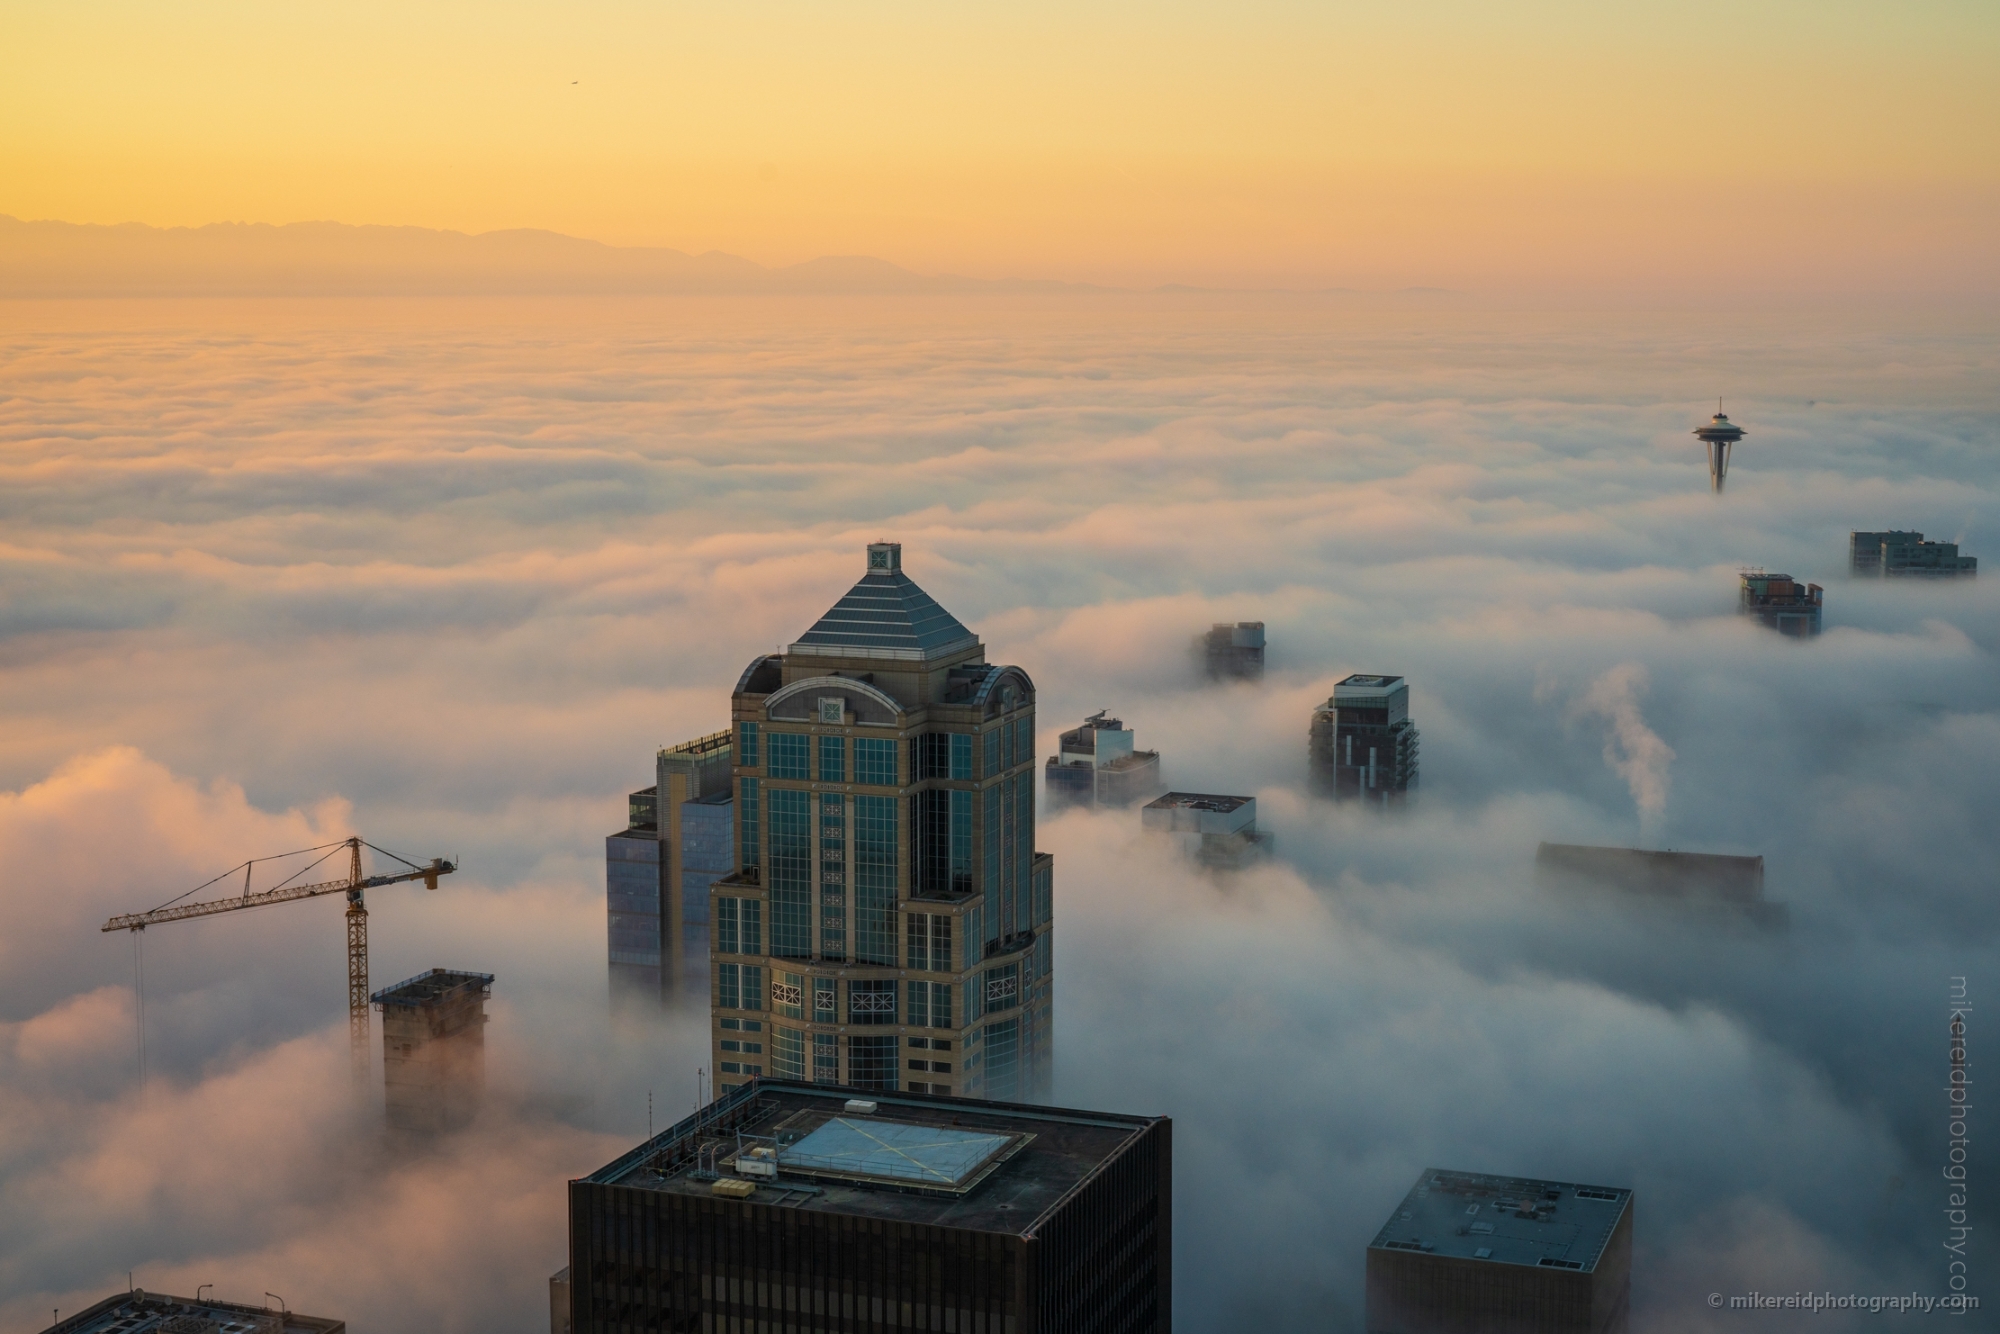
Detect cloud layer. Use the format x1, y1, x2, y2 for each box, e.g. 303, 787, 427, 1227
1, 292, 1995, 1332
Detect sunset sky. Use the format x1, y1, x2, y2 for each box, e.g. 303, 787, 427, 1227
5, 0, 1997, 288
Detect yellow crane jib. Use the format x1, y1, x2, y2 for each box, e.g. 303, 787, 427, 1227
100, 837, 458, 1085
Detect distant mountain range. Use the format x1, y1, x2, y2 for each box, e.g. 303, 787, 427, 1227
0, 216, 1108, 296
0, 216, 1461, 298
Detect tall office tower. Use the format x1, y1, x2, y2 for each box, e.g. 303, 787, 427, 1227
1310, 674, 1420, 804
1850, 530, 1978, 578
606, 731, 733, 1005
1738, 571, 1824, 636
710, 543, 1053, 1101
1045, 711, 1163, 809
1366, 1169, 1632, 1334
566, 1081, 1171, 1334
1194, 620, 1265, 681
1535, 843, 1786, 928
371, 968, 494, 1132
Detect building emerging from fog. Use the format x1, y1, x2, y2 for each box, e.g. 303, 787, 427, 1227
1142, 792, 1273, 869
1738, 571, 1824, 636
607, 730, 734, 1005
1367, 1168, 1632, 1334
711, 543, 1053, 1101
567, 1080, 1171, 1334
1195, 620, 1265, 681
373, 967, 493, 1132
1850, 530, 1977, 579
1045, 710, 1163, 809
1310, 674, 1420, 804
42, 1291, 345, 1334
1535, 843, 1785, 927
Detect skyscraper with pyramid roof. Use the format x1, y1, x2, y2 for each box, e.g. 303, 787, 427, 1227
708, 542, 1053, 1101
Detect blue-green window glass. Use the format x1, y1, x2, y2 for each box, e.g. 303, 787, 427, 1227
818, 734, 845, 783
772, 1025, 805, 1079
854, 737, 896, 786
966, 903, 984, 964
984, 1017, 1020, 1100
983, 728, 1000, 778
950, 789, 973, 893
964, 974, 982, 1023
1013, 770, 1034, 934
852, 795, 898, 966
814, 1031, 839, 1083
717, 898, 739, 955
768, 789, 813, 958
950, 733, 972, 781
907, 979, 930, 1027
813, 976, 837, 1019
1033, 858, 1052, 927
769, 732, 810, 780
741, 898, 762, 955
982, 788, 1000, 921
739, 778, 760, 871
739, 722, 759, 768
773, 971, 804, 1021
743, 964, 764, 1011
718, 962, 739, 1010
1001, 721, 1015, 771
930, 980, 953, 1029
1014, 716, 1033, 765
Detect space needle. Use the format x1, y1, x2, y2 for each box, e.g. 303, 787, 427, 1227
1693, 405, 1745, 492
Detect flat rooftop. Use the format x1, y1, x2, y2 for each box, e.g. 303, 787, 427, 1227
44, 1292, 344, 1334
583, 1081, 1160, 1237
1370, 1168, 1631, 1272
1144, 792, 1250, 813
370, 968, 494, 1008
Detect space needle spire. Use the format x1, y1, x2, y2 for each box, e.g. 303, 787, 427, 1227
1692, 399, 1745, 492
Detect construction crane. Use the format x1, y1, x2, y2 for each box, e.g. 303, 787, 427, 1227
102, 836, 456, 1083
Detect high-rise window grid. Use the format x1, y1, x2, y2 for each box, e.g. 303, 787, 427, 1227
905, 912, 953, 972
854, 737, 897, 785
853, 794, 897, 965
768, 789, 813, 959
715, 897, 762, 956
907, 979, 953, 1028
716, 962, 764, 1011
813, 1031, 839, 1083
737, 722, 759, 768
768, 732, 810, 780
771, 1026, 805, 1080
819, 793, 847, 958
738, 777, 760, 872
848, 979, 898, 1025
817, 734, 844, 783
847, 1034, 899, 1091
773, 971, 805, 1020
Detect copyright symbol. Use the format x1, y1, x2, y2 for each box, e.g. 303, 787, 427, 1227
1708, 1293, 1724, 1309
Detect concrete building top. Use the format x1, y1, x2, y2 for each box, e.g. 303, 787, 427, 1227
1334, 673, 1406, 697
584, 1080, 1161, 1238
1142, 792, 1257, 835
1370, 1168, 1632, 1272
370, 968, 494, 1008
788, 545, 980, 663
41, 1292, 344, 1334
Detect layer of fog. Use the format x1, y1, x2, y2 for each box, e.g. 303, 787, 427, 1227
1, 294, 1994, 1332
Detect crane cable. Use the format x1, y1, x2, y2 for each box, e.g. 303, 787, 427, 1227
142, 839, 351, 916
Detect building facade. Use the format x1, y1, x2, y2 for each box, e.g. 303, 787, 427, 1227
1194, 621, 1265, 681
1310, 674, 1420, 804
567, 1080, 1171, 1334
710, 543, 1054, 1102
1045, 711, 1163, 809
372, 968, 493, 1132
1850, 530, 1977, 578
1141, 792, 1273, 870
1366, 1169, 1632, 1334
607, 731, 733, 1005
1738, 572, 1824, 636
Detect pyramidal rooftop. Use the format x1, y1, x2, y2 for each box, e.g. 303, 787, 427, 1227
788, 543, 980, 663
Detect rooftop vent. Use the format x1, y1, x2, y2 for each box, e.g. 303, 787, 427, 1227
844, 1098, 879, 1115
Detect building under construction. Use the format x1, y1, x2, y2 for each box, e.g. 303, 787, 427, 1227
1535, 843, 1785, 926
1044, 711, 1163, 809
1738, 571, 1823, 636
1367, 1168, 1632, 1334
40, 1291, 344, 1334
1194, 621, 1265, 681
1850, 530, 1977, 578
373, 968, 493, 1132
1310, 674, 1420, 804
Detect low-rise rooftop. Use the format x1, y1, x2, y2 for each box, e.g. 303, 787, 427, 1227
42, 1292, 344, 1334
1144, 792, 1250, 814
1370, 1168, 1631, 1272
370, 968, 494, 1008
583, 1080, 1160, 1237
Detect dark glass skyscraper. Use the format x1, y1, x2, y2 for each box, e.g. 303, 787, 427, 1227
710, 543, 1053, 1101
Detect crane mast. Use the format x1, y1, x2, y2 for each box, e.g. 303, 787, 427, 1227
103, 836, 455, 1085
